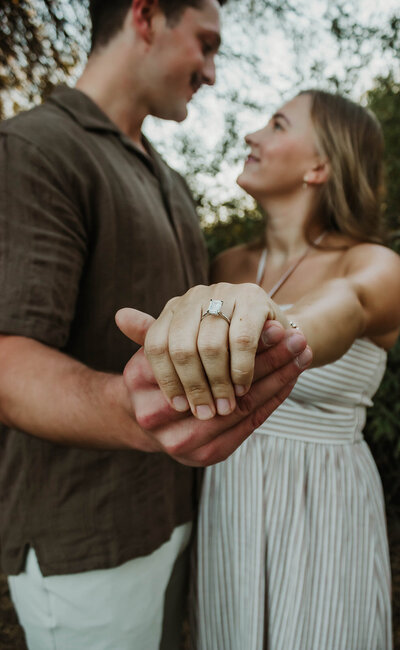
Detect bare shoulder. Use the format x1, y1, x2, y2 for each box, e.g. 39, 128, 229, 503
342, 241, 400, 280
211, 242, 261, 283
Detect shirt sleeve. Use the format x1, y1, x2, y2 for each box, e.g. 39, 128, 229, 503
0, 132, 88, 348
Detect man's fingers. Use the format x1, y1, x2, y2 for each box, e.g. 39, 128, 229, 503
257, 320, 286, 351
253, 329, 311, 381
115, 308, 155, 346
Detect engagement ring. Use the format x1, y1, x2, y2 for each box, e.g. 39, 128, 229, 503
201, 299, 231, 325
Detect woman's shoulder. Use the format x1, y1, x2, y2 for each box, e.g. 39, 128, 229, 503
340, 239, 400, 274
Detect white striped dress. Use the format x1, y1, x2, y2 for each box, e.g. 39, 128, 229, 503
193, 338, 392, 650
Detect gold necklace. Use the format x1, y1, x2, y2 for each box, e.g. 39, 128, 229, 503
256, 231, 326, 298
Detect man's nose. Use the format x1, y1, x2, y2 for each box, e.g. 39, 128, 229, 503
202, 58, 216, 86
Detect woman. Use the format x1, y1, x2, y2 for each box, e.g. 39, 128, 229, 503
123, 90, 400, 648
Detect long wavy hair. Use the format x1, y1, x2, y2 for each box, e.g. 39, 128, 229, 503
299, 90, 387, 245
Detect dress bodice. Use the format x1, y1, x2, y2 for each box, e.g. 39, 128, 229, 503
256, 338, 387, 444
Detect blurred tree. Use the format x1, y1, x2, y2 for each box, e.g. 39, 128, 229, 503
363, 75, 400, 522
0, 0, 88, 118
366, 74, 400, 235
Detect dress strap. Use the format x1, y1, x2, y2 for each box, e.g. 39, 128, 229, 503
256, 249, 267, 286
256, 231, 327, 297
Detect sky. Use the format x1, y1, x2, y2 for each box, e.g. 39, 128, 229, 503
143, 0, 400, 211
4, 0, 398, 218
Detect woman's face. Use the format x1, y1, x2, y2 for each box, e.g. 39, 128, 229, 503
237, 93, 322, 202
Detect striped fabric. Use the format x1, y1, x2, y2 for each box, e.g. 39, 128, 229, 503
192, 339, 392, 650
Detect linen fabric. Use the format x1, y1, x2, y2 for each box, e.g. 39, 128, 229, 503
0, 86, 208, 576
193, 338, 392, 650
8, 523, 191, 650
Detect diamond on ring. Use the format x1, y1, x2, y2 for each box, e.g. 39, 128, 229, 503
201, 299, 231, 325
209, 299, 223, 314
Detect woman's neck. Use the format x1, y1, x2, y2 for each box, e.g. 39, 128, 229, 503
259, 192, 320, 261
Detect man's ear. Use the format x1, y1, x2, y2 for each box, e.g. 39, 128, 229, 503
131, 0, 159, 43
304, 159, 330, 186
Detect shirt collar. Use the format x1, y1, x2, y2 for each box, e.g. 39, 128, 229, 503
48, 85, 122, 134
48, 85, 159, 165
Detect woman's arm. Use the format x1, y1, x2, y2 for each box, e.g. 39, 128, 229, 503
286, 243, 400, 366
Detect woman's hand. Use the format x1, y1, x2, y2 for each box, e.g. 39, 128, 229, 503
115, 308, 312, 465
137, 282, 290, 420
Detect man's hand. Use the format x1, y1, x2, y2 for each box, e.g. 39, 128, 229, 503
116, 307, 312, 466
118, 284, 293, 420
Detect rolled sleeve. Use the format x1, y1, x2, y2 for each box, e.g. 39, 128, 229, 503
0, 133, 87, 348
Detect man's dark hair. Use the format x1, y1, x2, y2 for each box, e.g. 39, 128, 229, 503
89, 0, 227, 52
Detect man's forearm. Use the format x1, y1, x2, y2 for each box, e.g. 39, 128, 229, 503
0, 335, 156, 451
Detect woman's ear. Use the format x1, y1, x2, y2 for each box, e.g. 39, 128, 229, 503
305, 159, 330, 186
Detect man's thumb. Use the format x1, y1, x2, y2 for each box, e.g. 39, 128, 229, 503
115, 307, 155, 346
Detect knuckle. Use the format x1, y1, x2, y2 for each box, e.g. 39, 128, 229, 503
123, 360, 141, 390
158, 376, 181, 393
164, 431, 197, 458
233, 333, 257, 351
164, 438, 187, 457
145, 339, 168, 359
166, 296, 180, 310
231, 366, 252, 381
188, 284, 208, 301
186, 383, 209, 400
209, 378, 232, 393
136, 409, 158, 431
191, 446, 216, 467
169, 345, 196, 365
198, 339, 223, 359
250, 405, 273, 430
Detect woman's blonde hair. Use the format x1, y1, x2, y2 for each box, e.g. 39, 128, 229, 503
299, 90, 387, 245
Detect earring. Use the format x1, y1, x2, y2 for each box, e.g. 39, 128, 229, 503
302, 175, 309, 189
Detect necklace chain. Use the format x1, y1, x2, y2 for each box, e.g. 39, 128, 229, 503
256, 231, 327, 298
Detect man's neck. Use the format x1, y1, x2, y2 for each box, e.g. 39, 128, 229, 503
76, 44, 148, 151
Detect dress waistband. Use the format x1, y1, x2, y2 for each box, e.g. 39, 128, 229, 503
254, 403, 366, 445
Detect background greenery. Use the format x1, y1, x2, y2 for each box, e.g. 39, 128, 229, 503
0, 0, 399, 646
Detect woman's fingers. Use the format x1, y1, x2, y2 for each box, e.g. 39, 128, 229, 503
144, 302, 190, 414
228, 299, 270, 396
197, 305, 236, 416
166, 298, 220, 419
144, 283, 279, 420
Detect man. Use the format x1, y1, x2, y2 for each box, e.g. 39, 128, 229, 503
0, 0, 310, 648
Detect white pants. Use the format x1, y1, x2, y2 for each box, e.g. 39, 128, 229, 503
8, 522, 191, 650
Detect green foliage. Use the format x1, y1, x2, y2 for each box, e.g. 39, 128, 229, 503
200, 199, 264, 261
0, 0, 88, 119
366, 75, 400, 234
362, 77, 400, 521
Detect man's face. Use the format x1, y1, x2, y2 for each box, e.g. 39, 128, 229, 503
146, 0, 221, 122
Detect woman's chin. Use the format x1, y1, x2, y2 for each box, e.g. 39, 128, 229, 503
236, 173, 257, 199
236, 172, 248, 191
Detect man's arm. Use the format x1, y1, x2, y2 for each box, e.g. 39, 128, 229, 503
0, 318, 310, 466
0, 334, 155, 451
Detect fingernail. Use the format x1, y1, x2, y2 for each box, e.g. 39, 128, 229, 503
286, 332, 306, 354
234, 385, 247, 396
261, 325, 283, 346
296, 347, 312, 369
216, 398, 232, 415
195, 405, 214, 420
172, 396, 189, 412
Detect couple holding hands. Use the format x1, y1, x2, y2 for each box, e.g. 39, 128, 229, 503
1, 0, 399, 648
